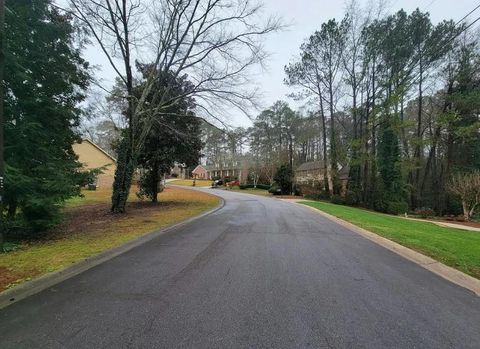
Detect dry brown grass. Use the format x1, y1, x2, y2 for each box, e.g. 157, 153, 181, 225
170, 179, 212, 186
0, 187, 220, 292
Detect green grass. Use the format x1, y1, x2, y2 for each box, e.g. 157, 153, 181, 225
227, 187, 272, 196
302, 201, 480, 279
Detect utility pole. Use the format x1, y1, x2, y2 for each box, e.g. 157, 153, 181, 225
0, 0, 5, 249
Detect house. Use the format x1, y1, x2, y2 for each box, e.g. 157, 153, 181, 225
73, 139, 116, 188
190, 162, 249, 182
295, 161, 349, 193
192, 164, 208, 179
170, 163, 187, 179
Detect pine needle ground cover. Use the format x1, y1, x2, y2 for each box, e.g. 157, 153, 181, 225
302, 201, 480, 279
0, 187, 220, 292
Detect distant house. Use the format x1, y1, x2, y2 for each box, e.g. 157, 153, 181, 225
73, 139, 116, 188
190, 162, 249, 182
295, 161, 349, 193
170, 163, 187, 179
192, 165, 208, 179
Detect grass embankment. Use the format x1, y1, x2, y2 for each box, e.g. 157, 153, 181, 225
227, 187, 272, 196
170, 179, 213, 186
302, 201, 480, 279
0, 187, 220, 292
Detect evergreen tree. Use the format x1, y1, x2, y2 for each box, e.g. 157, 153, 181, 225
4, 0, 90, 231
136, 68, 201, 202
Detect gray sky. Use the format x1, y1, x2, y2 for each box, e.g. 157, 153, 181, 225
84, 0, 480, 127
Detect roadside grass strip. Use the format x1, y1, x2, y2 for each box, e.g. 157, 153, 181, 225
169, 179, 213, 186
302, 201, 480, 279
0, 187, 220, 292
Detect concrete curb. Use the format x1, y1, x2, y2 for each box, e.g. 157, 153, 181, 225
294, 201, 480, 297
0, 196, 225, 310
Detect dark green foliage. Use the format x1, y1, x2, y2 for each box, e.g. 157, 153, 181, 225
377, 116, 406, 210
111, 138, 136, 212
4, 0, 90, 232
134, 67, 202, 202
268, 184, 282, 195
239, 183, 271, 190
385, 201, 409, 215
273, 165, 294, 195
137, 170, 164, 201
331, 195, 346, 205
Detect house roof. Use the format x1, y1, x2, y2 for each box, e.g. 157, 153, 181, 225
82, 139, 117, 163
296, 161, 350, 180
192, 164, 207, 173
295, 161, 326, 172
204, 164, 243, 171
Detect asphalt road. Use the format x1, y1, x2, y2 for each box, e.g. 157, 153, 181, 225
1, 188, 479, 348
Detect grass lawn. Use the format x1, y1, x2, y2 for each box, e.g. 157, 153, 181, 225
0, 186, 220, 292
170, 179, 212, 186
302, 201, 480, 279
226, 187, 272, 197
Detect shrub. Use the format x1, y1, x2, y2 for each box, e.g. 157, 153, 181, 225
331, 194, 346, 205
268, 184, 282, 195
414, 207, 436, 219
239, 183, 270, 190
344, 190, 358, 206
21, 200, 62, 232
386, 201, 409, 215
273, 165, 293, 195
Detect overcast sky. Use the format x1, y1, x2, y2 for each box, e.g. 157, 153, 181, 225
84, 0, 480, 127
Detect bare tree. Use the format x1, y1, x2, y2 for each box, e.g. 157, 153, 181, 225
68, 0, 282, 212
449, 171, 480, 221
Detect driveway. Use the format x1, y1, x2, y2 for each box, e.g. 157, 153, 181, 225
0, 188, 479, 348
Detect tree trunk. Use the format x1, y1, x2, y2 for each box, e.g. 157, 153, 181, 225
413, 58, 424, 208
0, 0, 5, 250
317, 89, 330, 196
462, 201, 470, 221
111, 138, 136, 213
329, 72, 339, 195
151, 163, 160, 203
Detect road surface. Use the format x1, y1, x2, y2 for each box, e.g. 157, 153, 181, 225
1, 188, 479, 348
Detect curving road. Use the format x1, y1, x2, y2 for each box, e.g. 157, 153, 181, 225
1, 188, 479, 348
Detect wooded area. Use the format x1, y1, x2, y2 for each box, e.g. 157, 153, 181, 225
202, 3, 480, 218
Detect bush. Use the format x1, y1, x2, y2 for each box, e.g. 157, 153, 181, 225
331, 194, 346, 205
21, 200, 62, 232
273, 165, 293, 195
304, 192, 329, 201
239, 183, 271, 190
386, 201, 409, 215
170, 173, 178, 178
344, 190, 359, 206
268, 184, 282, 195
414, 207, 436, 219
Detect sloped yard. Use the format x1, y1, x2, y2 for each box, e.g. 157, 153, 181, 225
0, 187, 220, 292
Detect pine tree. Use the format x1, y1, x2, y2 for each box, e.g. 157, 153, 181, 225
4, 0, 90, 231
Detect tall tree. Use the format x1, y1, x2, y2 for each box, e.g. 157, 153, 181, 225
70, 0, 281, 213
136, 69, 201, 202
4, 0, 90, 231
